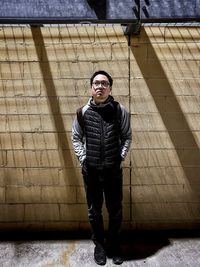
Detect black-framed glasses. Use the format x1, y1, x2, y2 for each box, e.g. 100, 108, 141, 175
92, 80, 110, 88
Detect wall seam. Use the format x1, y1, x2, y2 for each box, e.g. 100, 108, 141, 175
127, 34, 133, 228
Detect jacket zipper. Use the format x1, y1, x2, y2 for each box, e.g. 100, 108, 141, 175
100, 116, 105, 165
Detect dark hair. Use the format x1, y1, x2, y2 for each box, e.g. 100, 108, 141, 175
90, 70, 113, 87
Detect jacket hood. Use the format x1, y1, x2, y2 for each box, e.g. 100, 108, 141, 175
88, 95, 115, 109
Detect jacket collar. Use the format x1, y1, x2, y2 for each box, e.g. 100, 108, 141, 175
89, 95, 114, 108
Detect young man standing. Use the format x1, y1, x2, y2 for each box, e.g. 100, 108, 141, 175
72, 70, 132, 265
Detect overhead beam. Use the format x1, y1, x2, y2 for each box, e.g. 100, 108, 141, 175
0, 0, 199, 24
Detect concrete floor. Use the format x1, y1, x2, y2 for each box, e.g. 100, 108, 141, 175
0, 231, 199, 267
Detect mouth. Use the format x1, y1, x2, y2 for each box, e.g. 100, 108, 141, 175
96, 90, 103, 96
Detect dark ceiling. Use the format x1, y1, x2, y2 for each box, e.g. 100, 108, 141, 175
0, 0, 199, 24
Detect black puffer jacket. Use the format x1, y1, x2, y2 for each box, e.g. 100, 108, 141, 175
84, 97, 121, 169
72, 95, 132, 169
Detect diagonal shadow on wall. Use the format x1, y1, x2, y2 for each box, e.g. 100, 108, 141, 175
129, 28, 200, 201
31, 27, 78, 185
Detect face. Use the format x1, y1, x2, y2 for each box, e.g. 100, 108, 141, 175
91, 74, 112, 104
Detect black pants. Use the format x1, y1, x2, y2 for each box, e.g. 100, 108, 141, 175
82, 163, 123, 245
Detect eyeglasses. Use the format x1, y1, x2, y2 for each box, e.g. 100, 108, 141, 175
92, 80, 110, 88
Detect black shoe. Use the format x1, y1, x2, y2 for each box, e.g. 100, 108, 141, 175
112, 246, 123, 265
112, 255, 123, 265
94, 244, 107, 265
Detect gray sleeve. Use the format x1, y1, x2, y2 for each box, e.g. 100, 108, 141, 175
120, 104, 132, 160
71, 116, 86, 166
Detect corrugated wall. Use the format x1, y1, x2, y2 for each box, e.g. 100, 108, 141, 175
0, 25, 199, 231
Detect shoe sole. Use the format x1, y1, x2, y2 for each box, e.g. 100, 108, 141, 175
94, 258, 107, 265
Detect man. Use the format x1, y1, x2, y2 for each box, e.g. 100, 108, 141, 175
72, 70, 132, 265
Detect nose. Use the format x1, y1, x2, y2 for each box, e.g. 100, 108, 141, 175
95, 85, 104, 91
